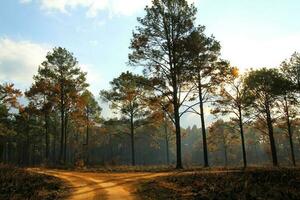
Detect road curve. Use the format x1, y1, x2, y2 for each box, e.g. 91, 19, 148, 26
31, 169, 169, 200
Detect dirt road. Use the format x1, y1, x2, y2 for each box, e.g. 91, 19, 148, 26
33, 169, 168, 200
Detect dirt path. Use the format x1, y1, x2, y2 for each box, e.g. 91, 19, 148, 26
32, 169, 169, 200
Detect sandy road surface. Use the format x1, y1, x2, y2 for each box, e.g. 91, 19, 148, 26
31, 169, 169, 200
31, 168, 245, 200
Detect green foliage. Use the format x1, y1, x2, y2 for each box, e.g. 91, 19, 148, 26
281, 52, 300, 90
244, 68, 289, 101
212, 69, 248, 117
37, 47, 88, 113
81, 90, 102, 124
129, 0, 202, 169
100, 71, 150, 121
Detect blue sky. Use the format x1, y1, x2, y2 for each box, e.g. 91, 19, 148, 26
0, 0, 299, 127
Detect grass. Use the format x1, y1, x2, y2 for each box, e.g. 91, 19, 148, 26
135, 168, 300, 200
0, 164, 70, 200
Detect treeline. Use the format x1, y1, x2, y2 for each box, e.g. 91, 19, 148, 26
0, 0, 299, 168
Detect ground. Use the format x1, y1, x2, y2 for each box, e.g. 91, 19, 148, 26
31, 168, 171, 200
136, 168, 300, 200
4, 166, 300, 200
0, 165, 69, 200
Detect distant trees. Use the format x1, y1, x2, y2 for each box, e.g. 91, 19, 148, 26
26, 77, 53, 161
212, 68, 249, 167
81, 90, 102, 165
0, 83, 21, 163
100, 71, 151, 166
208, 120, 239, 166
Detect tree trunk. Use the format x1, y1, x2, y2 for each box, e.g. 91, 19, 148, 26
164, 114, 170, 165
7, 141, 11, 164
26, 130, 30, 166
60, 96, 64, 164
254, 142, 259, 164
198, 78, 209, 167
86, 124, 90, 165
64, 114, 68, 163
52, 132, 56, 164
284, 96, 296, 166
130, 114, 135, 166
3, 142, 7, 163
52, 115, 58, 164
172, 77, 182, 169
238, 106, 247, 168
109, 133, 113, 164
174, 102, 182, 169
224, 145, 228, 167
59, 78, 65, 163
45, 113, 49, 161
221, 129, 228, 166
265, 101, 278, 166
0, 140, 3, 163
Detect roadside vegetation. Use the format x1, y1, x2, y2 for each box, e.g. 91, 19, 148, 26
136, 168, 300, 200
0, 164, 69, 200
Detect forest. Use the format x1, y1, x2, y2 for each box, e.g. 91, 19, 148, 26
1, 0, 300, 199
0, 1, 300, 170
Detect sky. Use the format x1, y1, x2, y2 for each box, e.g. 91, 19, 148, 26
0, 0, 300, 127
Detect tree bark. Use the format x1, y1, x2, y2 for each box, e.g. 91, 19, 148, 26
60, 86, 64, 164
174, 102, 182, 169
45, 113, 49, 161
0, 139, 4, 163
86, 123, 90, 165
284, 96, 296, 166
172, 78, 183, 169
164, 114, 170, 165
130, 113, 135, 166
238, 105, 247, 168
198, 77, 209, 167
64, 114, 68, 163
52, 115, 58, 164
224, 145, 228, 167
265, 101, 278, 166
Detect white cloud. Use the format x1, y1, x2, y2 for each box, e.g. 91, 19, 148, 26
24, 0, 198, 18
0, 38, 49, 88
220, 34, 300, 72
0, 38, 104, 94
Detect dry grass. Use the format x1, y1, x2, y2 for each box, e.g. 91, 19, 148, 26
0, 164, 70, 200
136, 168, 300, 200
